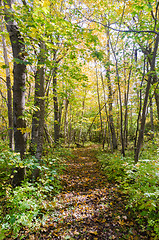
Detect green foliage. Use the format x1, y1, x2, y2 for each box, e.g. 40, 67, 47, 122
91, 50, 104, 61
0, 146, 69, 239
0, 182, 43, 239
97, 144, 159, 238
123, 159, 159, 238
97, 151, 127, 183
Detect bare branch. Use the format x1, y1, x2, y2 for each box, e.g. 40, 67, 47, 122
0, 113, 7, 126
0, 76, 6, 83
0, 89, 7, 102
76, 8, 158, 35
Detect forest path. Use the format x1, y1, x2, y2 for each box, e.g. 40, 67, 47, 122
36, 145, 147, 240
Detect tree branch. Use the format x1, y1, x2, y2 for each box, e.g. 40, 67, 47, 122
76, 8, 159, 35
0, 89, 7, 102
0, 76, 6, 83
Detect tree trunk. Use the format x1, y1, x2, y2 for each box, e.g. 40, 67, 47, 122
152, 74, 159, 121
53, 66, 60, 144
135, 33, 159, 163
95, 61, 103, 145
117, 66, 125, 157
1, 20, 14, 150
30, 70, 40, 153
31, 43, 45, 180
80, 90, 86, 145
110, 39, 125, 156
134, 58, 145, 150
64, 98, 69, 144
106, 28, 117, 149
31, 43, 45, 155
68, 104, 72, 147
5, 0, 26, 157
59, 101, 63, 134
4, 0, 27, 186
154, 90, 159, 120
123, 60, 132, 149
35, 61, 45, 160
101, 70, 113, 152
149, 95, 154, 139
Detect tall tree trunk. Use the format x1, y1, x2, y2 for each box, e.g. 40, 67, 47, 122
110, 40, 125, 156
123, 55, 132, 149
31, 42, 45, 180
134, 58, 145, 150
31, 67, 41, 153
154, 91, 159, 120
68, 104, 72, 147
135, 33, 159, 163
106, 27, 117, 149
152, 74, 159, 120
59, 100, 63, 134
64, 98, 69, 144
95, 61, 103, 144
149, 95, 154, 139
1, 20, 14, 150
31, 43, 45, 156
5, 4, 27, 158
35, 57, 45, 160
53, 66, 60, 144
117, 66, 125, 156
101, 70, 113, 152
4, 0, 27, 186
80, 90, 86, 145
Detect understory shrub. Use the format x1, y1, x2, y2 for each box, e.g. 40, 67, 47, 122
0, 146, 67, 239
97, 144, 159, 239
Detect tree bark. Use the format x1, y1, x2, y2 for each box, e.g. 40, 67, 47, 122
152, 74, 159, 120
110, 39, 125, 156
64, 98, 69, 144
31, 43, 45, 156
134, 58, 145, 150
154, 91, 159, 120
53, 66, 60, 144
4, 0, 27, 186
149, 95, 154, 139
106, 28, 117, 149
95, 61, 104, 145
135, 33, 159, 163
1, 20, 14, 150
123, 60, 132, 149
116, 64, 125, 156
5, 0, 26, 159
101, 70, 113, 151
31, 43, 45, 180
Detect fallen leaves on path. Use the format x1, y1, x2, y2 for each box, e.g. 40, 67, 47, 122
26, 145, 151, 240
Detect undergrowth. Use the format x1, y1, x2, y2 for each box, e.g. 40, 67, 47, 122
97, 140, 159, 239
0, 143, 71, 240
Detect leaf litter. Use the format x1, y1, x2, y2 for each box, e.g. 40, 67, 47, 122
20, 145, 151, 239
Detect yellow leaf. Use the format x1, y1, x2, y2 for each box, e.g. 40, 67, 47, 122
43, 0, 50, 7
119, 219, 125, 226
89, 231, 98, 235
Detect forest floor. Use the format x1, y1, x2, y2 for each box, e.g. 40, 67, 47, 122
25, 145, 150, 240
